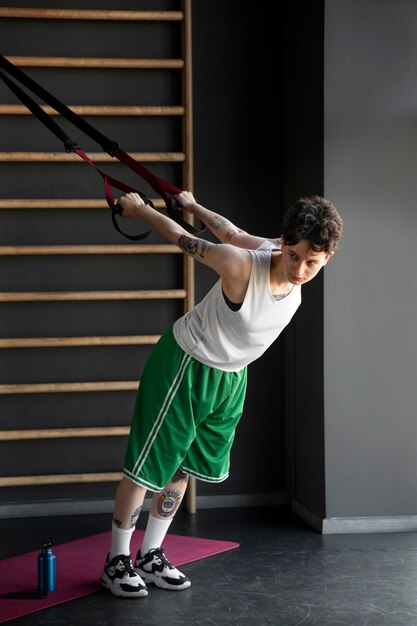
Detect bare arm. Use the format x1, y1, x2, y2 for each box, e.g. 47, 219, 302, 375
117, 192, 251, 282
174, 190, 281, 250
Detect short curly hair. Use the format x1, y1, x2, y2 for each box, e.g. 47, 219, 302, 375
282, 196, 343, 253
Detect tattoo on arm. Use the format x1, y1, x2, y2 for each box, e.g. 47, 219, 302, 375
113, 517, 122, 528
129, 505, 143, 528
178, 235, 214, 259
209, 215, 228, 231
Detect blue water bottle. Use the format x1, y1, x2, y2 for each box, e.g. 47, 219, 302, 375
38, 539, 56, 597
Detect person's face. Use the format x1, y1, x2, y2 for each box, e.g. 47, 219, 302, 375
281, 238, 333, 285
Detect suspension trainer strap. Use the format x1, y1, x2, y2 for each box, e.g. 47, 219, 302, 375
0, 54, 204, 238
0, 62, 151, 240
73, 148, 153, 241
0, 67, 77, 153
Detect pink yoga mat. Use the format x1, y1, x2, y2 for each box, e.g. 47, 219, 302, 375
0, 530, 239, 623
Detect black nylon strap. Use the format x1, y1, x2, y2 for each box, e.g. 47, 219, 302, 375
0, 56, 150, 239
0, 69, 77, 152
0, 54, 117, 154
0, 54, 206, 238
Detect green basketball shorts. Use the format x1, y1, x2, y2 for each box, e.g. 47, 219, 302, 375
123, 326, 247, 492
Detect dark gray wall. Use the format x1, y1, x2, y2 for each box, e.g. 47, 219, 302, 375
192, 2, 287, 498
324, 0, 417, 517
284, 0, 326, 519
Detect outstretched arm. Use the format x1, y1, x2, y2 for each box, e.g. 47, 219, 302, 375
175, 191, 281, 250
117, 192, 251, 282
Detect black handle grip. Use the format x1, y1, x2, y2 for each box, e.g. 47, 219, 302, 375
112, 193, 152, 217
111, 193, 154, 241
166, 197, 206, 236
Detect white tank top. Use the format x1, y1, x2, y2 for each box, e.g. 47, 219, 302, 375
173, 240, 301, 371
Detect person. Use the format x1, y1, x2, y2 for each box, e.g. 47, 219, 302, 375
99, 190, 343, 598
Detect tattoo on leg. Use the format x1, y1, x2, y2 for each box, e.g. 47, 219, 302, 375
171, 469, 189, 484
113, 517, 122, 528
157, 488, 183, 518
129, 505, 143, 528
178, 235, 213, 259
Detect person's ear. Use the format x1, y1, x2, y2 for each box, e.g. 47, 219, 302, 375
323, 251, 334, 265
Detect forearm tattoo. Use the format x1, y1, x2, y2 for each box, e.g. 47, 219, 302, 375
178, 234, 214, 258
157, 487, 183, 518
209, 215, 228, 231
113, 517, 122, 528
129, 505, 143, 528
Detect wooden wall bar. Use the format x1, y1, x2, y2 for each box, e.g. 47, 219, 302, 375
0, 245, 180, 255
0, 1, 196, 510
0, 105, 185, 116
5, 56, 184, 69
0, 8, 184, 21
0, 427, 130, 441
0, 199, 166, 209
0, 152, 185, 162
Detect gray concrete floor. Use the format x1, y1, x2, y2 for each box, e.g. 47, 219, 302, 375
1, 506, 417, 625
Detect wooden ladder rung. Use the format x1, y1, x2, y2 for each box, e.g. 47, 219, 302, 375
0, 105, 185, 116
5, 56, 184, 69
0, 152, 185, 163
0, 198, 166, 209
0, 8, 184, 21
0, 245, 180, 255
0, 335, 161, 348
0, 381, 139, 395
0, 427, 130, 440
0, 472, 123, 487
0, 290, 186, 302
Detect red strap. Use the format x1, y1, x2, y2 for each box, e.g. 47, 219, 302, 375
74, 148, 152, 241
74, 148, 146, 208
113, 146, 182, 200
74, 147, 204, 238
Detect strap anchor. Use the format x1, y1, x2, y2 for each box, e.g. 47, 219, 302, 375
64, 139, 78, 153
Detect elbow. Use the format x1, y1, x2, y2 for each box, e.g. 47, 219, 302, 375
226, 228, 246, 245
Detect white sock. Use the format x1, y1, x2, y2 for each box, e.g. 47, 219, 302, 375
110, 523, 135, 559
140, 515, 173, 556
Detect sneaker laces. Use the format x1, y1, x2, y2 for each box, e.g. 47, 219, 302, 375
150, 547, 174, 570
114, 554, 136, 575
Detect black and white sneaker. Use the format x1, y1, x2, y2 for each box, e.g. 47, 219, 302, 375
100, 553, 148, 598
135, 547, 191, 591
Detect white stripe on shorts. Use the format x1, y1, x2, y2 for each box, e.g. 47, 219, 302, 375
131, 352, 192, 479
180, 464, 229, 483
